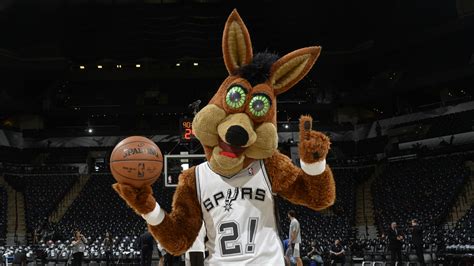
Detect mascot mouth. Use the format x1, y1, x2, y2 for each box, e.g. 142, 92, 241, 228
218, 138, 246, 158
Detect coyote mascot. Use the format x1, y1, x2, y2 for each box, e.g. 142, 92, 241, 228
114, 9, 335, 265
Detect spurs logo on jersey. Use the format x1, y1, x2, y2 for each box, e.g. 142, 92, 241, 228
195, 160, 284, 265
224, 188, 238, 212
202, 187, 266, 212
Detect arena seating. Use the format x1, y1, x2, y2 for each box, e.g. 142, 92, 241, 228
0, 236, 147, 265
0, 187, 7, 245
42, 148, 89, 164
372, 154, 470, 236
331, 167, 374, 224
443, 208, 474, 265
278, 166, 373, 256
4, 173, 78, 233
444, 206, 474, 245
55, 173, 145, 239
0, 152, 471, 265
53, 166, 371, 255
54, 173, 174, 239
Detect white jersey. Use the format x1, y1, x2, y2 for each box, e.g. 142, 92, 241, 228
195, 160, 284, 266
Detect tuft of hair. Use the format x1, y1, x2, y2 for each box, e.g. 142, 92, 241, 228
234, 52, 279, 86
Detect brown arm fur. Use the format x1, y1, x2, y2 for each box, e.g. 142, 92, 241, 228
264, 151, 335, 211
113, 167, 202, 255
148, 167, 202, 255
264, 115, 336, 211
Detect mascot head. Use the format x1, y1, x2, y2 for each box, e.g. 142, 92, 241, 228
193, 9, 321, 176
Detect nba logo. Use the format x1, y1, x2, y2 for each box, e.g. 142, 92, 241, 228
138, 163, 145, 177
248, 167, 254, 176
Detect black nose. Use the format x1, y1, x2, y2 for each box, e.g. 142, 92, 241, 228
225, 125, 249, 147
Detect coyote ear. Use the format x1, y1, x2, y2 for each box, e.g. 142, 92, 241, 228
270, 46, 321, 95
222, 9, 253, 75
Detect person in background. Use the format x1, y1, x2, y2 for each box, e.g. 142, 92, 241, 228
32, 227, 40, 245
156, 241, 166, 266
329, 239, 345, 265
305, 240, 324, 265
410, 219, 425, 266
138, 231, 155, 266
387, 222, 404, 265
103, 231, 113, 265
283, 238, 291, 266
71, 230, 87, 266
287, 210, 303, 266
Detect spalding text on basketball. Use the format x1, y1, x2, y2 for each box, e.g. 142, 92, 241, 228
122, 145, 160, 159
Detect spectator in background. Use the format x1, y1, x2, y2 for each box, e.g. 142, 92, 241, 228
287, 210, 303, 266
282, 238, 290, 266
13, 249, 27, 266
32, 227, 40, 245
305, 240, 324, 265
156, 241, 166, 266
329, 239, 345, 265
71, 230, 87, 266
138, 231, 155, 266
410, 219, 425, 265
103, 231, 113, 266
387, 222, 403, 265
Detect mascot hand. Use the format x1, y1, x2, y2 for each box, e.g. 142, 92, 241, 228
113, 183, 157, 215
298, 115, 331, 164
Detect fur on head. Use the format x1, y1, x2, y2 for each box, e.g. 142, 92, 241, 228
192, 9, 321, 176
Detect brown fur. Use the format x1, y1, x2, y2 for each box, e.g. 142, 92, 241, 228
114, 167, 202, 255
298, 115, 331, 163
113, 9, 335, 259
265, 115, 335, 210
266, 151, 335, 210
222, 10, 253, 74
112, 184, 156, 214
270, 47, 321, 95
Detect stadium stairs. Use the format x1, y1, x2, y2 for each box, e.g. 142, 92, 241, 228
446, 160, 474, 226
49, 174, 90, 223
355, 164, 385, 239
0, 175, 26, 246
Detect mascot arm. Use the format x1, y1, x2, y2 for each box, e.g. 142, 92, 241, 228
264, 115, 336, 211
113, 167, 202, 255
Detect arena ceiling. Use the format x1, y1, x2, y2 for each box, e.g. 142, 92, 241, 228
0, 0, 473, 133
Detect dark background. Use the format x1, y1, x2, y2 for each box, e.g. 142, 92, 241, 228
0, 0, 473, 136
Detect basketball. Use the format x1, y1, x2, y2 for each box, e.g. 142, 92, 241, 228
110, 136, 163, 187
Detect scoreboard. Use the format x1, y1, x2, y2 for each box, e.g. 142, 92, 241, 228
180, 118, 195, 141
